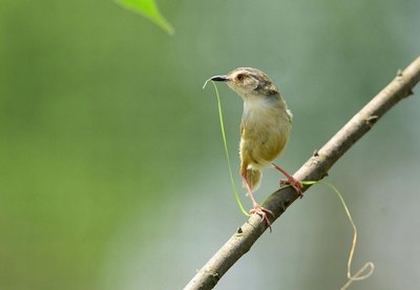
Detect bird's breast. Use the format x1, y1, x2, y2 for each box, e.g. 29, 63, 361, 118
240, 102, 291, 168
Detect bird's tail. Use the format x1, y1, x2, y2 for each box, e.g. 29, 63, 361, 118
242, 167, 262, 191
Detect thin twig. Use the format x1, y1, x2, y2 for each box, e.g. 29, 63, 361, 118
184, 57, 420, 290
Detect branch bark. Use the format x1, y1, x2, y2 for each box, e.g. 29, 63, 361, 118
184, 57, 420, 290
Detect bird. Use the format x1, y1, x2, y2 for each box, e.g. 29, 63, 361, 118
209, 67, 302, 225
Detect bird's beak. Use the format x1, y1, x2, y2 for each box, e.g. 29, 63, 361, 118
209, 75, 229, 82
202, 74, 230, 89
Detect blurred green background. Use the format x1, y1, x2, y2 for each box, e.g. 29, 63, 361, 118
1, 0, 419, 289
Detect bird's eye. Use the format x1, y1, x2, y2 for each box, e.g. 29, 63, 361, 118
236, 74, 245, 81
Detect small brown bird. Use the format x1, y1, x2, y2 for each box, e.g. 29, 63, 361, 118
210, 67, 302, 224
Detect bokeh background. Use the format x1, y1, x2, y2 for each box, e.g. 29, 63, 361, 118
1, 0, 420, 289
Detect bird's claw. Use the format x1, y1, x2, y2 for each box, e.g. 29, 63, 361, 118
250, 204, 274, 232
280, 177, 304, 198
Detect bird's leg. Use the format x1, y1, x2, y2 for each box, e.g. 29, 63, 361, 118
242, 176, 273, 231
272, 163, 303, 198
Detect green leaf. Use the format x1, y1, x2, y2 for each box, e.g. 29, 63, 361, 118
116, 0, 174, 35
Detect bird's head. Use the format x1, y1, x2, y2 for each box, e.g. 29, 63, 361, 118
209, 67, 279, 100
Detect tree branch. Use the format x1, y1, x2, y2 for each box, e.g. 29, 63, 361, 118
184, 57, 420, 290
